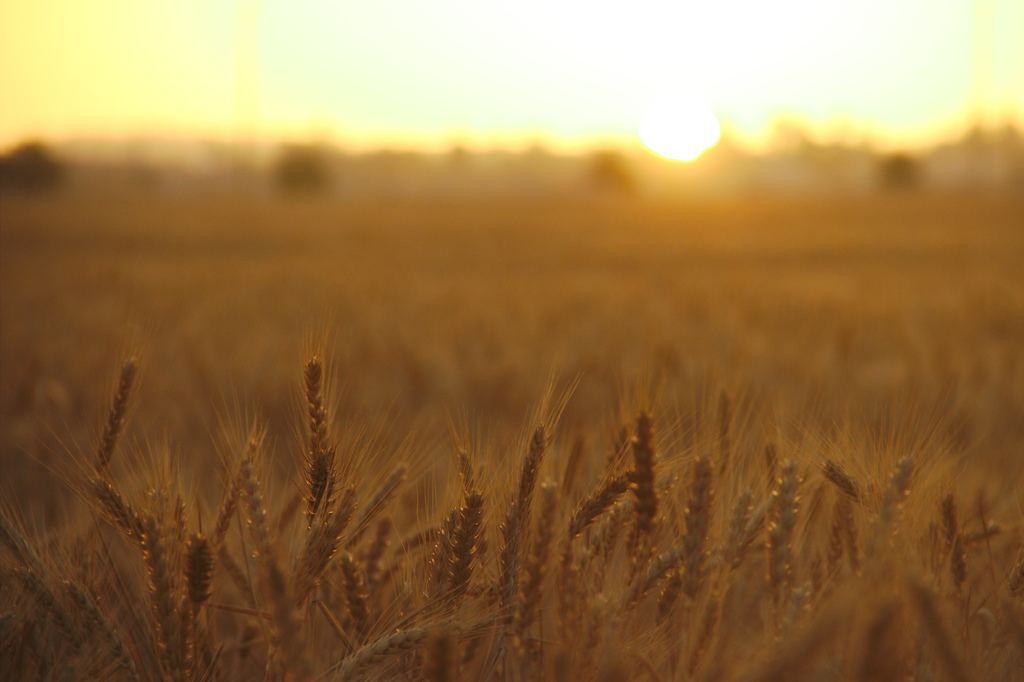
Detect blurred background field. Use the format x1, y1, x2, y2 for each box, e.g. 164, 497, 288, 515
3, 180, 1022, 522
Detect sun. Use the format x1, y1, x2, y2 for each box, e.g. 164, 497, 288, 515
639, 95, 721, 161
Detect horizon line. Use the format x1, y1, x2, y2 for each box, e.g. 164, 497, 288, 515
3, 112, 1022, 160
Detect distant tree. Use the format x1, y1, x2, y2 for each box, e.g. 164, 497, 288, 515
878, 153, 921, 191
770, 117, 814, 155
272, 144, 331, 193
447, 144, 470, 169
0, 141, 66, 194
587, 150, 635, 193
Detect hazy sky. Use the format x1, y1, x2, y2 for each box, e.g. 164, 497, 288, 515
1, 0, 1021, 151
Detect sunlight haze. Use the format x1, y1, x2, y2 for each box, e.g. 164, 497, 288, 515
1, 0, 1021, 151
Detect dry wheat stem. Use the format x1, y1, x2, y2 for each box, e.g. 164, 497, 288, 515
827, 501, 846, 575
422, 629, 453, 682
745, 595, 851, 682
940, 494, 958, 551
688, 593, 720, 675
264, 560, 312, 680
907, 578, 970, 682
855, 599, 901, 682
716, 392, 731, 478
561, 433, 587, 499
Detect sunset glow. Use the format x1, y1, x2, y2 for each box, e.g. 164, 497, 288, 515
0, 1, 1022, 150
639, 96, 721, 161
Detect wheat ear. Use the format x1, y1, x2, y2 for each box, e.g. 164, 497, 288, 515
185, 533, 213, 608
294, 487, 356, 605
304, 356, 336, 524
568, 474, 629, 540
514, 480, 556, 649
682, 454, 714, 600
347, 463, 408, 548
821, 459, 863, 504
0, 506, 44, 575
331, 627, 428, 681
629, 412, 658, 553
340, 551, 369, 640
141, 513, 185, 682
723, 489, 754, 571
63, 580, 141, 682
868, 456, 914, 559
444, 490, 485, 604
499, 425, 547, 615
768, 460, 800, 610
96, 356, 136, 473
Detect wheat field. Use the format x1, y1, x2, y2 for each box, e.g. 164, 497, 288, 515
1, 188, 1023, 681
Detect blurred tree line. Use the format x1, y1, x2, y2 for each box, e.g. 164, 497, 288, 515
0, 141, 66, 194
272, 144, 331, 193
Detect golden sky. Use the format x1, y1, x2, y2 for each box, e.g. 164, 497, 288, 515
1, 0, 1021, 152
